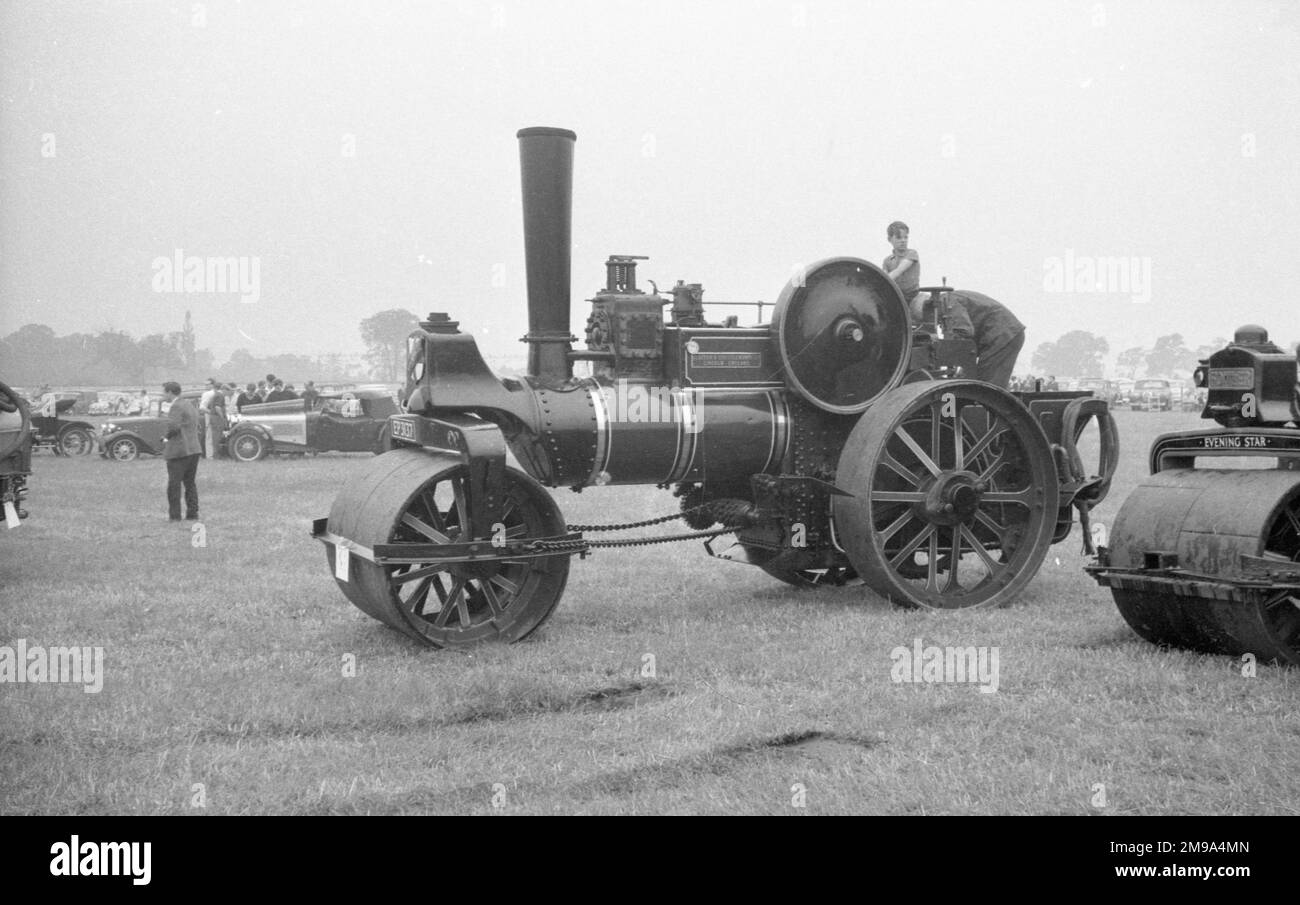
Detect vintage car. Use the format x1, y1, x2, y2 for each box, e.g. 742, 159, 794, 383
1076, 377, 1107, 397
225, 389, 397, 462
98, 390, 207, 461
1, 379, 33, 526
1129, 377, 1173, 411
28, 394, 96, 456
1077, 377, 1124, 406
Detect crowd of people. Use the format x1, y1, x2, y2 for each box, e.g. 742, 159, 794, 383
193, 374, 321, 460
208, 374, 321, 414
1009, 375, 1059, 392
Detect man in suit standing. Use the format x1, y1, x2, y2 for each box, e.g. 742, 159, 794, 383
161, 381, 202, 521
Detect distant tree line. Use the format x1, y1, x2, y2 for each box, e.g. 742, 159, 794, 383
1030, 331, 1297, 380
0, 308, 425, 387
0, 323, 367, 387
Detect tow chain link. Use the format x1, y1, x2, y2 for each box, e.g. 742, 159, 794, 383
550, 504, 738, 550
565, 504, 712, 532
532, 526, 740, 551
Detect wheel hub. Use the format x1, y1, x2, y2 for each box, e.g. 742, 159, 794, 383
920, 471, 985, 526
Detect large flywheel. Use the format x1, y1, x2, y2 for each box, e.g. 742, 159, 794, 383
324, 448, 571, 648
772, 257, 912, 414
1105, 469, 1300, 665
834, 380, 1060, 609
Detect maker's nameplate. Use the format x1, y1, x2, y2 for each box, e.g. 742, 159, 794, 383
690, 352, 762, 369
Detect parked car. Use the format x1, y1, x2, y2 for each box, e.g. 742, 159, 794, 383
28, 394, 96, 456
1078, 378, 1128, 405
1113, 378, 1134, 406
1129, 378, 1173, 411
225, 389, 398, 462
98, 391, 206, 461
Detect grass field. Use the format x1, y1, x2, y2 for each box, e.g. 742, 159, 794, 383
2, 408, 1298, 815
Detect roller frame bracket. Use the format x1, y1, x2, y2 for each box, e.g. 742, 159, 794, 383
384, 412, 508, 538
1084, 557, 1300, 600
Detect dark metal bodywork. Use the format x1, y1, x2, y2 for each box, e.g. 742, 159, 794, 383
1088, 329, 1300, 664
0, 380, 33, 525
315, 126, 1116, 647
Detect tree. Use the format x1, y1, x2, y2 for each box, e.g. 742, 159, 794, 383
1029, 330, 1109, 378
1, 324, 58, 383
1145, 333, 1196, 378
1116, 346, 1146, 379
137, 333, 184, 378
1194, 337, 1229, 363
90, 330, 143, 382
360, 309, 419, 382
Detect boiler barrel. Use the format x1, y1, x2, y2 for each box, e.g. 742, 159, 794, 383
520, 380, 790, 488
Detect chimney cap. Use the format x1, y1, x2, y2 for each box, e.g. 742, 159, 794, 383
517, 127, 577, 140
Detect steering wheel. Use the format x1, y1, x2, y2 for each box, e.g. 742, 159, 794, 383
0, 380, 20, 414
0, 379, 33, 460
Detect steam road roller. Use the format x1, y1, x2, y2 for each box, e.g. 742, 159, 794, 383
1088, 326, 1300, 665
313, 127, 1119, 648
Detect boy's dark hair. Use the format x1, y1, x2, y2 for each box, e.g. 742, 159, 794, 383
887, 221, 909, 239
162, 381, 182, 396
246, 383, 256, 392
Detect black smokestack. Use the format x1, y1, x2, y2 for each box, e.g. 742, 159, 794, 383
517, 127, 577, 383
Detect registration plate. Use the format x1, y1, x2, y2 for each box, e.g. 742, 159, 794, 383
1207, 368, 1255, 390
390, 418, 417, 442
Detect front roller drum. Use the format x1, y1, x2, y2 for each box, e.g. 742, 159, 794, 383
1107, 468, 1300, 665
325, 448, 570, 648
834, 380, 1060, 609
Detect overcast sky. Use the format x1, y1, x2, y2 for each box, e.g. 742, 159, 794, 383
3, 0, 1299, 369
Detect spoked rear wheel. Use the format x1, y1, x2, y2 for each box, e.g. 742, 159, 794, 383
835, 380, 1059, 609
326, 449, 570, 648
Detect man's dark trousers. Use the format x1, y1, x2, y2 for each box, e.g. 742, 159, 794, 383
974, 330, 1025, 389
167, 453, 200, 520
